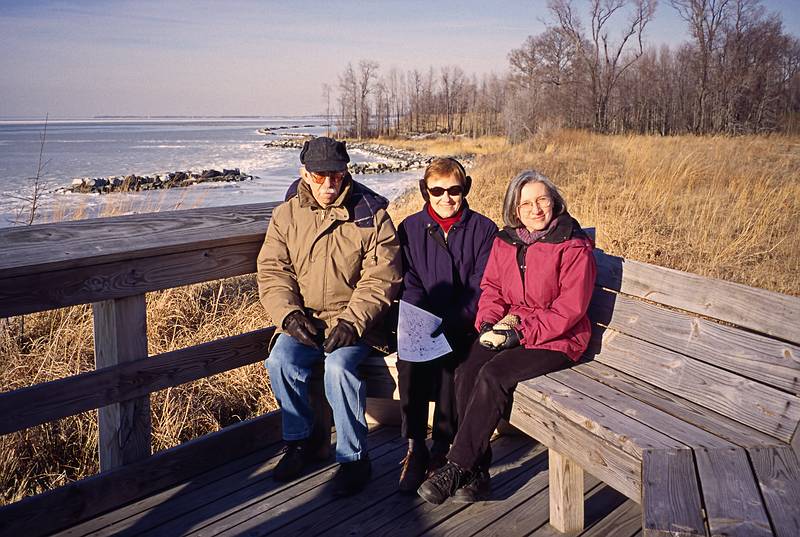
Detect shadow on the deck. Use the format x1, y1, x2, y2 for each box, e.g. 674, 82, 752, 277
58, 427, 640, 537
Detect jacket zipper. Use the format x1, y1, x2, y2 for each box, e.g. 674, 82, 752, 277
516, 242, 527, 293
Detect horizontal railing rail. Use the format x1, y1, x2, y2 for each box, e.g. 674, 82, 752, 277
0, 202, 278, 317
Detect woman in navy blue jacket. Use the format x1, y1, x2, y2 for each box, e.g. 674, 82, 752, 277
396, 157, 497, 492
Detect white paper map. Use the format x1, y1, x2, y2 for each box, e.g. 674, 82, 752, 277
397, 300, 452, 362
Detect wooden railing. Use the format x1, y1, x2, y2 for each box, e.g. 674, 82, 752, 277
0, 203, 291, 536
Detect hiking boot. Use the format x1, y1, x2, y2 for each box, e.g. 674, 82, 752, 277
427, 451, 448, 477
273, 440, 315, 482
417, 461, 473, 505
331, 457, 372, 497
398, 448, 429, 492
452, 467, 491, 503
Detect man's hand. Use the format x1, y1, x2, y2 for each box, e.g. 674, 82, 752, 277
323, 319, 358, 353
283, 311, 321, 348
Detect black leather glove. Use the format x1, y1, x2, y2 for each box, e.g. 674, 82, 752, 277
283, 311, 321, 348
479, 325, 521, 351
489, 327, 521, 351
478, 321, 494, 336
323, 319, 358, 353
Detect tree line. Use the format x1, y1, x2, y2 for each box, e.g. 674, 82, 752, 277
329, 0, 800, 139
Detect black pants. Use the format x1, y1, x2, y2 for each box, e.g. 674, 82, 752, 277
447, 341, 571, 470
397, 339, 470, 445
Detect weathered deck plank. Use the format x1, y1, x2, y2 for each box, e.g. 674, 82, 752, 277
226, 434, 536, 537
319, 436, 544, 537
53, 427, 643, 537
522, 376, 687, 457
592, 330, 800, 443
748, 446, 800, 537
0, 203, 276, 277
641, 448, 705, 537
415, 451, 587, 537
574, 362, 780, 448
694, 447, 773, 537
588, 287, 800, 395
594, 250, 800, 343
509, 392, 641, 501
55, 439, 290, 536
131, 429, 405, 537
549, 368, 735, 450
0, 410, 283, 537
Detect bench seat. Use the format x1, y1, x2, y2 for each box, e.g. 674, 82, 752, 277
507, 250, 800, 537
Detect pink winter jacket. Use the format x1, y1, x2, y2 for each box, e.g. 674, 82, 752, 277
475, 215, 596, 361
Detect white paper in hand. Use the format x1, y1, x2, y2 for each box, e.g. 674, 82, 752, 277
397, 300, 452, 362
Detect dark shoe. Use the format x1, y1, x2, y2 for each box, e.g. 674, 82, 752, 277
453, 468, 491, 503
417, 461, 473, 505
427, 451, 448, 477
273, 440, 314, 482
331, 457, 372, 497
399, 448, 429, 492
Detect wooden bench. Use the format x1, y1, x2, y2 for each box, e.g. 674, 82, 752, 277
504, 249, 800, 536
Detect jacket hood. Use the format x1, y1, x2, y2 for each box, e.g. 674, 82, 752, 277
497, 213, 589, 246
285, 176, 390, 228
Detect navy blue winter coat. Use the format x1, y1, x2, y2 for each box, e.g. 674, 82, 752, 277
398, 202, 497, 342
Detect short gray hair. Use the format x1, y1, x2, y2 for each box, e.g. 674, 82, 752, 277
502, 170, 567, 228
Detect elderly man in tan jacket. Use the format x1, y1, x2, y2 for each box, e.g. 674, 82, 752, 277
257, 136, 401, 497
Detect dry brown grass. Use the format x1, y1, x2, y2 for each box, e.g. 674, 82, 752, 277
389, 130, 800, 296
373, 135, 508, 157
0, 276, 277, 505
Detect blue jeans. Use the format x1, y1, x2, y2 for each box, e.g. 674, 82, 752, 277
266, 333, 371, 463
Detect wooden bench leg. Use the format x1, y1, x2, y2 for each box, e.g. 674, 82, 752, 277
549, 449, 584, 533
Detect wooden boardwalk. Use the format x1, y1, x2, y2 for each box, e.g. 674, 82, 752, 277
55, 427, 641, 537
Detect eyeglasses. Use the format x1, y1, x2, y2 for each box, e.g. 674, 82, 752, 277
427, 185, 465, 197
309, 171, 346, 185
517, 196, 553, 212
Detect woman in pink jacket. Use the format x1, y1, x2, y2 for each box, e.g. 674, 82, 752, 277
418, 170, 597, 505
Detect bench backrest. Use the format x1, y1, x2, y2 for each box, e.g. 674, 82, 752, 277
587, 250, 800, 445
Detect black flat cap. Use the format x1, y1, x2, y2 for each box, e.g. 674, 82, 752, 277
300, 137, 350, 172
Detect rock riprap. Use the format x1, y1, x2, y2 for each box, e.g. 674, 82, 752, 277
59, 168, 255, 194
262, 136, 474, 175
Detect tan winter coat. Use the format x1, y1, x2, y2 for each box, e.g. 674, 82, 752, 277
257, 177, 402, 348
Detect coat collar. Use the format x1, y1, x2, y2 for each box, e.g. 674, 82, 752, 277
286, 176, 389, 228
421, 200, 472, 230
497, 213, 586, 246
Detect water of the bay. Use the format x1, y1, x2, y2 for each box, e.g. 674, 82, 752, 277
0, 117, 416, 227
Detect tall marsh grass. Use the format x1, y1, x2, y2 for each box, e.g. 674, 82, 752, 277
390, 130, 800, 295
2, 129, 798, 505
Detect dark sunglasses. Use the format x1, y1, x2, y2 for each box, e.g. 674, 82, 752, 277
427, 185, 464, 197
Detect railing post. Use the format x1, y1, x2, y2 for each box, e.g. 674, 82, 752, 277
92, 294, 151, 471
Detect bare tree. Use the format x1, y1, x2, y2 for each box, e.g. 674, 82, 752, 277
356, 60, 379, 138
321, 84, 332, 137
338, 63, 358, 136
549, 0, 657, 131
670, 0, 731, 132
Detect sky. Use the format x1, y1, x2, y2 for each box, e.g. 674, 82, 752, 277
1, 0, 799, 118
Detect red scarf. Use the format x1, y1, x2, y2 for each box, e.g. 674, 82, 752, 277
427, 203, 464, 234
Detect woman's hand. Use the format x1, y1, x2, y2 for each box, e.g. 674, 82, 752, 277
478, 314, 521, 351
